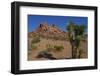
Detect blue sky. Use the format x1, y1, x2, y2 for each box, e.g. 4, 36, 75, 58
28, 15, 88, 32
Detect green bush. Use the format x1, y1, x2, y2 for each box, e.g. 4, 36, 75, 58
53, 36, 59, 40
28, 47, 32, 54
46, 44, 54, 52
29, 44, 37, 51
54, 45, 64, 51
52, 35, 68, 41
31, 36, 40, 44
46, 44, 64, 52
31, 44, 37, 50
28, 47, 32, 51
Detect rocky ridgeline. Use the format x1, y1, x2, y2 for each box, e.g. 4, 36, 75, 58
28, 23, 68, 40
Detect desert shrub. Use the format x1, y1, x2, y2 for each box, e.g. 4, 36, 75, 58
46, 44, 54, 52
46, 44, 64, 52
59, 36, 66, 40
28, 47, 33, 54
46, 47, 53, 52
53, 36, 59, 40
38, 34, 44, 38
31, 44, 37, 50
52, 35, 68, 41
46, 44, 51, 48
78, 48, 85, 58
31, 36, 40, 44
47, 36, 53, 39
54, 45, 64, 51
28, 47, 32, 52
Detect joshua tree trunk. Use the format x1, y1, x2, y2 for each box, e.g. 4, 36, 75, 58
71, 41, 79, 58
71, 41, 76, 58
71, 44, 75, 58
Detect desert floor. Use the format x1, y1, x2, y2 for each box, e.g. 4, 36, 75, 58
28, 38, 87, 61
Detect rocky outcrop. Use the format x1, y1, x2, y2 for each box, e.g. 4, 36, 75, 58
36, 23, 65, 34
28, 23, 68, 40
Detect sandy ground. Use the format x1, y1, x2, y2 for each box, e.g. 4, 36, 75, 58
28, 38, 87, 61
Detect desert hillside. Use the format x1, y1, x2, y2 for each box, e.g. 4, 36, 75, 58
28, 23, 87, 61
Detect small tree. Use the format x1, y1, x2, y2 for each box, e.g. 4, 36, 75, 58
66, 22, 85, 58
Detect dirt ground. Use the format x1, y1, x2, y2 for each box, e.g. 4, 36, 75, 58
28, 38, 87, 61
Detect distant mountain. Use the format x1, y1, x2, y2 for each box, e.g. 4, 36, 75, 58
28, 23, 68, 40
36, 23, 65, 34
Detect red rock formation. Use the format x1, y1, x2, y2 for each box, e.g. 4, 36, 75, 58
28, 23, 68, 39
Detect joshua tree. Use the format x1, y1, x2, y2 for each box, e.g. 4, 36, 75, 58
66, 22, 85, 58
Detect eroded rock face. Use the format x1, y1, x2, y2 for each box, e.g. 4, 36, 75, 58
36, 23, 64, 34
28, 23, 68, 39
